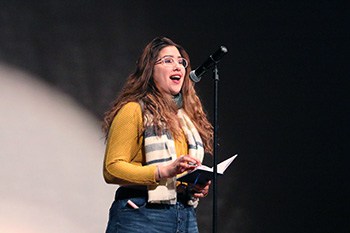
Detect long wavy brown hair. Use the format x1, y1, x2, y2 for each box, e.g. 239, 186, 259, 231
102, 37, 213, 154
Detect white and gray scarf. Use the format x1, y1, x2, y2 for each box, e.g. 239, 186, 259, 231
142, 100, 204, 204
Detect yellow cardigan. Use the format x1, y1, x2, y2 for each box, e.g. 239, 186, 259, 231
103, 102, 188, 186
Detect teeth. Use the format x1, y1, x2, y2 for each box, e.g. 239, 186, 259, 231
170, 75, 180, 79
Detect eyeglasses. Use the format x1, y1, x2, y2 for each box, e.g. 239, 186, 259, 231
155, 56, 188, 68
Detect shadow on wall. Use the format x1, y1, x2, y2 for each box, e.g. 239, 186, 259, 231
0, 63, 116, 233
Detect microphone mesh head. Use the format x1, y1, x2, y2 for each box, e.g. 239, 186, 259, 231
189, 70, 201, 83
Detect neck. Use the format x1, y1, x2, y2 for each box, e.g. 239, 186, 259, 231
172, 93, 183, 109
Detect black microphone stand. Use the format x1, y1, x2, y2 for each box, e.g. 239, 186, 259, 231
212, 64, 219, 233
190, 46, 227, 233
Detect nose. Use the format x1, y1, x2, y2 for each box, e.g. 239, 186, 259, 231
173, 62, 181, 70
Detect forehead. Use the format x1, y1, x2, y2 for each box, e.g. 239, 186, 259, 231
158, 46, 181, 58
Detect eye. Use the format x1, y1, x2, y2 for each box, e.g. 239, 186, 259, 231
179, 58, 187, 67
163, 58, 174, 64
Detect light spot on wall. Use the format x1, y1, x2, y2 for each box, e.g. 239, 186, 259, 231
0, 63, 116, 233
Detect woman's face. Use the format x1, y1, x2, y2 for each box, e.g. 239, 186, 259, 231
153, 46, 186, 97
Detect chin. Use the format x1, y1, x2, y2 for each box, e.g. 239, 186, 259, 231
170, 91, 181, 96
170, 87, 182, 95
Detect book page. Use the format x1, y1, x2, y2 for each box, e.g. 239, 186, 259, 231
194, 164, 213, 172
217, 154, 238, 173
177, 154, 238, 184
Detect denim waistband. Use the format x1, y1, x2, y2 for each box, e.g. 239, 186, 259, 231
115, 186, 192, 206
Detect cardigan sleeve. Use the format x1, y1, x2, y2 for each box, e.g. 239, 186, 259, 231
103, 102, 158, 185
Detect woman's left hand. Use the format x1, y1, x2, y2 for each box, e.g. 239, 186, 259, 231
192, 180, 211, 198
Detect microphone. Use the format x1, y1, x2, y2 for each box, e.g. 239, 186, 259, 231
189, 46, 228, 83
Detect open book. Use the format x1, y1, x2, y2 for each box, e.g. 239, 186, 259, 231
177, 154, 238, 185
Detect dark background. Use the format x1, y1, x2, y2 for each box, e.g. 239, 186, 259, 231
0, 1, 348, 232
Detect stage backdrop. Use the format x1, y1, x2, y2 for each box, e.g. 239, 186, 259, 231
0, 1, 347, 233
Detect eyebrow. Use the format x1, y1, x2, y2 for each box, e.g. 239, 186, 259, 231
159, 55, 183, 59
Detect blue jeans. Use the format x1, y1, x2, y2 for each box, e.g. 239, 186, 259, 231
106, 196, 199, 233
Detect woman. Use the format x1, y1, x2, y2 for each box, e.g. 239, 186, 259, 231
103, 37, 213, 233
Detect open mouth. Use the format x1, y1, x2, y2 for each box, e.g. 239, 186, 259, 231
170, 75, 181, 81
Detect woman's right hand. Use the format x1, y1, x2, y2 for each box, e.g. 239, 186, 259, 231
157, 155, 201, 179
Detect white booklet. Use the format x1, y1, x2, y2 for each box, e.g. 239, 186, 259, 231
177, 154, 238, 185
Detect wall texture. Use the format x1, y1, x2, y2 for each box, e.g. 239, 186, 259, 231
0, 1, 347, 232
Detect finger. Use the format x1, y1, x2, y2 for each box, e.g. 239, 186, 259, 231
194, 183, 209, 190
181, 155, 201, 166
180, 163, 197, 172
178, 162, 189, 173
193, 192, 208, 198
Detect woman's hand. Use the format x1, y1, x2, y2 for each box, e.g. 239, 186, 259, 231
191, 180, 211, 198
157, 155, 201, 179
